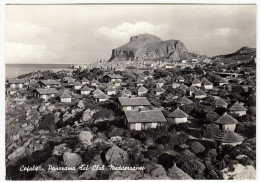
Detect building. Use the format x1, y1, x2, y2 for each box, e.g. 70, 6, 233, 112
212, 98, 228, 108
60, 92, 72, 103
91, 79, 99, 87
34, 88, 59, 101
93, 88, 104, 97
203, 80, 213, 90
74, 81, 82, 90
81, 86, 93, 95
214, 130, 244, 146
105, 86, 116, 96
215, 113, 238, 131
186, 86, 198, 96
229, 101, 247, 116
176, 76, 185, 83
94, 93, 109, 102
6, 88, 17, 95
154, 87, 165, 96
114, 79, 121, 87
138, 86, 148, 96
118, 96, 151, 111
102, 74, 123, 83
124, 110, 167, 130
219, 78, 228, 86
81, 78, 89, 85
168, 107, 189, 124
136, 79, 143, 87
191, 78, 202, 88
156, 78, 166, 87
38, 80, 60, 88
179, 84, 188, 93
193, 89, 207, 99
8, 79, 25, 88
172, 83, 180, 89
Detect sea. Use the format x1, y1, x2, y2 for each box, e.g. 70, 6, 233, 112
5, 64, 74, 79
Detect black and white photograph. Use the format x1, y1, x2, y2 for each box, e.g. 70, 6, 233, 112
3, 1, 257, 180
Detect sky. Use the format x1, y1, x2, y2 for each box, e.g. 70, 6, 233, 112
5, 4, 256, 64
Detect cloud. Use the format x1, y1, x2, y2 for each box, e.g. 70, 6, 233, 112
97, 21, 169, 41
213, 28, 240, 36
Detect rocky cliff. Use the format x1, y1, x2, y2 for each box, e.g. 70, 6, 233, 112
109, 33, 205, 62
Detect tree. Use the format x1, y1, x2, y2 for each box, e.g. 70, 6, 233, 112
201, 124, 219, 138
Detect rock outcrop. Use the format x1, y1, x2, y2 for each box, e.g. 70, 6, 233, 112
109, 33, 206, 62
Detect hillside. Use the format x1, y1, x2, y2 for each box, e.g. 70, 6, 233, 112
212, 47, 256, 62
109, 33, 207, 62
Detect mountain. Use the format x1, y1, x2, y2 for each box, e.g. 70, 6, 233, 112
213, 47, 256, 61
108, 33, 207, 62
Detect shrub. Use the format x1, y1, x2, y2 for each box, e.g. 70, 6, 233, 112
190, 141, 205, 154
201, 124, 220, 138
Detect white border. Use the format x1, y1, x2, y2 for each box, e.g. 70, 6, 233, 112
0, 1, 258, 182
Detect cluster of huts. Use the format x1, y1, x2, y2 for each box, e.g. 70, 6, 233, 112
6, 71, 248, 146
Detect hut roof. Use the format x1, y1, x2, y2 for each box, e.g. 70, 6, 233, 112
169, 108, 189, 118
214, 130, 244, 143
157, 78, 166, 83
176, 76, 185, 80
212, 98, 228, 106
192, 78, 202, 84
215, 113, 238, 124
74, 81, 82, 86
167, 163, 193, 180
60, 92, 71, 98
194, 89, 206, 96
138, 86, 148, 92
179, 84, 188, 91
118, 97, 151, 106
136, 79, 143, 84
95, 93, 109, 99
92, 89, 104, 96
8, 79, 25, 84
81, 86, 93, 91
39, 80, 60, 85
105, 86, 116, 92
176, 96, 193, 105
187, 86, 198, 92
35, 88, 59, 95
91, 79, 99, 84
201, 77, 209, 83
81, 78, 89, 82
219, 78, 228, 83
124, 110, 167, 123
154, 87, 165, 92
204, 80, 213, 85
229, 101, 247, 111
121, 88, 131, 95
114, 79, 121, 83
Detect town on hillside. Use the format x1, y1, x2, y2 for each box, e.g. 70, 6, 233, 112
5, 49, 256, 180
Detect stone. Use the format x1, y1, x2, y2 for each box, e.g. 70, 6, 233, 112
79, 131, 93, 147
105, 145, 130, 166
110, 136, 123, 142
77, 100, 85, 109
39, 105, 46, 112
7, 146, 26, 160
21, 123, 28, 128
142, 164, 169, 179
222, 164, 256, 180
47, 105, 55, 112
63, 152, 82, 167
236, 155, 248, 160
52, 143, 72, 156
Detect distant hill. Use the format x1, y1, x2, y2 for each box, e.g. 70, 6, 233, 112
108, 33, 207, 62
213, 47, 256, 61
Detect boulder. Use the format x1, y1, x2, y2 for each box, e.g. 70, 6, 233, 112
81, 109, 96, 122
79, 131, 93, 147
39, 105, 46, 112
52, 143, 72, 156
47, 105, 55, 112
222, 164, 256, 180
142, 163, 169, 179
105, 145, 130, 166
63, 152, 82, 167
110, 136, 123, 142
77, 100, 85, 109
7, 146, 26, 160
